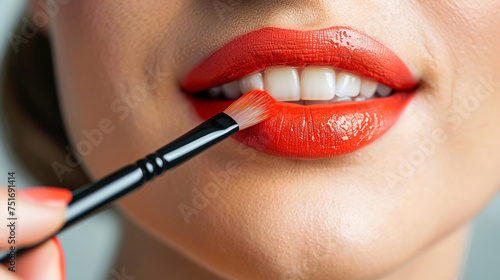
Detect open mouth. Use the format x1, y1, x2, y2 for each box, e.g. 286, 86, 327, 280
194, 66, 398, 103
182, 26, 418, 158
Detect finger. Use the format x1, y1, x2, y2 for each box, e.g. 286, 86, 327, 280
14, 237, 65, 280
0, 187, 72, 249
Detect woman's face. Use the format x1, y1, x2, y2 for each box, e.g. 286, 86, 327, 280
43, 1, 500, 279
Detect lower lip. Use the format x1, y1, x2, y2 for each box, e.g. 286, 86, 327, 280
187, 91, 415, 158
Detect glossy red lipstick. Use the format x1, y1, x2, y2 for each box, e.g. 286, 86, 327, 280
182, 26, 418, 158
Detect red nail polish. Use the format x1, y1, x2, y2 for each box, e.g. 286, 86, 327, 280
52, 237, 66, 280
18, 187, 72, 207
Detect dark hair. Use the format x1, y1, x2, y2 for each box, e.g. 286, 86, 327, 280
1, 24, 88, 189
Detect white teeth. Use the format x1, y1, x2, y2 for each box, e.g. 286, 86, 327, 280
300, 66, 336, 100
204, 67, 395, 103
207, 86, 222, 99
264, 67, 300, 101
376, 83, 392, 97
336, 72, 361, 97
360, 78, 378, 99
239, 72, 264, 94
221, 80, 240, 99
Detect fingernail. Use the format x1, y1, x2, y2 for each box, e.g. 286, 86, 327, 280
52, 236, 66, 280
18, 187, 72, 207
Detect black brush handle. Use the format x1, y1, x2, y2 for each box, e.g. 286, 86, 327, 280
0, 113, 238, 263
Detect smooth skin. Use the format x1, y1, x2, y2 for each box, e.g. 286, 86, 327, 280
24, 0, 500, 279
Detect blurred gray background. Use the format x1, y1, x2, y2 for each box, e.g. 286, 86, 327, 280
1, 1, 499, 279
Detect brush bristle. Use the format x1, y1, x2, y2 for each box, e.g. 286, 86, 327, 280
223, 90, 276, 130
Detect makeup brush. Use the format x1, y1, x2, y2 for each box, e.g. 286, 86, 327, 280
0, 89, 275, 262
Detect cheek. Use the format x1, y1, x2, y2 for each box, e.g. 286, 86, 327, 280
434, 0, 500, 200
418, 0, 500, 75
414, 0, 500, 200
49, 1, 199, 176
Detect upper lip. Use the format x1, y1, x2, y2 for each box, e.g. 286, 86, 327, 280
182, 26, 417, 93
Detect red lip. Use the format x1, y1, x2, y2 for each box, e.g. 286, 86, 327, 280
182, 26, 417, 158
